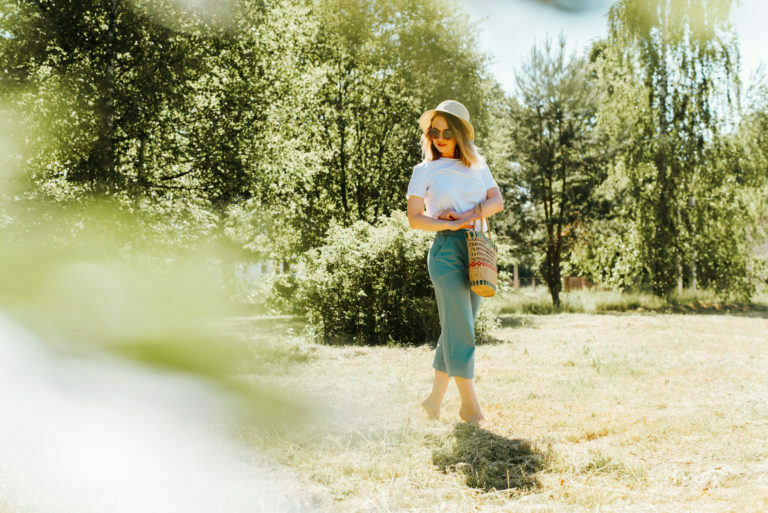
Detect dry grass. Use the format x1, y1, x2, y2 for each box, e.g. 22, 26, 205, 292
234, 309, 768, 513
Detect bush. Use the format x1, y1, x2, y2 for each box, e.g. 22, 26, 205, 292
236, 272, 303, 316
284, 211, 497, 346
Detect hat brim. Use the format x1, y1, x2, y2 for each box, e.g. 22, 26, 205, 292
419, 109, 475, 141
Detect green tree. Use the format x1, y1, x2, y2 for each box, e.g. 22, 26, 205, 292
228, 0, 501, 257
1, 0, 206, 194
308, 0, 493, 225
604, 0, 740, 296
691, 132, 765, 298
0, 0, 318, 255
2, 0, 507, 279
509, 35, 606, 307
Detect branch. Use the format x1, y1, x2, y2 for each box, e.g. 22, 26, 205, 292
144, 182, 201, 190
159, 168, 200, 181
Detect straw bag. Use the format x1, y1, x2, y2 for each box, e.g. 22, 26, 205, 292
465, 204, 498, 297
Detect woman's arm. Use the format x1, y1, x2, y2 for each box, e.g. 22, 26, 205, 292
407, 196, 479, 231
441, 187, 505, 221
477, 187, 504, 217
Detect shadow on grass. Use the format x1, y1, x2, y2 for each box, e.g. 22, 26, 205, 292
431, 423, 545, 492
473, 315, 531, 346
496, 314, 531, 329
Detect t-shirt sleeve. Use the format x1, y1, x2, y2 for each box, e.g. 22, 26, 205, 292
480, 163, 499, 191
406, 165, 428, 200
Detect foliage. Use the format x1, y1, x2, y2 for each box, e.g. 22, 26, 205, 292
567, 156, 647, 291
0, 0, 320, 256
0, 195, 306, 428
602, 0, 742, 296
683, 135, 765, 300
475, 81, 540, 275
275, 0, 499, 250
284, 211, 497, 346
508, 35, 607, 307
3, 0, 766, 306
740, 67, 768, 272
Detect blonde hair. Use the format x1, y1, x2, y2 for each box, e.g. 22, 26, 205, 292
420, 112, 484, 168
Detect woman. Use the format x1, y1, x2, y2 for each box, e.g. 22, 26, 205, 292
406, 100, 504, 424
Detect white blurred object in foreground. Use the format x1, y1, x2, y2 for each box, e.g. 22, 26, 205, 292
0, 312, 315, 513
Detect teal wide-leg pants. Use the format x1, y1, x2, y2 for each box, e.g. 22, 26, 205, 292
428, 229, 482, 379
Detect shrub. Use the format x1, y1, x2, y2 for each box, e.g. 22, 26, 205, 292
237, 272, 303, 316
284, 211, 497, 346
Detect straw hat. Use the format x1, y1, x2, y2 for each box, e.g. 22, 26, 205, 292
419, 100, 475, 141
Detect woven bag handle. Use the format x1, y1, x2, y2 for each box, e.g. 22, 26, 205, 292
475, 203, 492, 242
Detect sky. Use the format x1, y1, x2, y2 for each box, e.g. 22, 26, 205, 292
460, 0, 767, 97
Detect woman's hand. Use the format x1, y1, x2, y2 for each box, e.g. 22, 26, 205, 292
446, 209, 481, 231
436, 207, 481, 230
436, 208, 461, 221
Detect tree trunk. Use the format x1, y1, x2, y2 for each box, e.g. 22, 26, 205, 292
690, 196, 697, 291
542, 244, 561, 307
96, 0, 119, 194
650, 32, 677, 297
691, 246, 697, 291
133, 132, 147, 210
513, 264, 520, 290
336, 59, 349, 223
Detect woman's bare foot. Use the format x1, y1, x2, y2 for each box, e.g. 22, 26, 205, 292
421, 397, 441, 420
459, 405, 485, 424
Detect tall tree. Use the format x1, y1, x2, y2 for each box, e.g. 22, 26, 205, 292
2, 0, 504, 266
309, 0, 492, 225
0, 0, 317, 251
511, 35, 606, 307
1, 0, 206, 194
228, 0, 500, 255
605, 0, 740, 296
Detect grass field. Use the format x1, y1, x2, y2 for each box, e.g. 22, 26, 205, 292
231, 300, 768, 512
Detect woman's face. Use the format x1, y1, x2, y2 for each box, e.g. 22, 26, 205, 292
429, 115, 457, 158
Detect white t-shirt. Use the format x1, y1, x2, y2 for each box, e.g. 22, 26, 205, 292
406, 157, 499, 231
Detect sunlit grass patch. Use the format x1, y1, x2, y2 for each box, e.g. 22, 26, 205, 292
564, 426, 611, 443
219, 315, 317, 374
495, 287, 666, 314
582, 449, 648, 484
588, 353, 643, 377
224, 312, 768, 512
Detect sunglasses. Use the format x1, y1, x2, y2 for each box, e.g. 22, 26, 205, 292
426, 127, 455, 140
